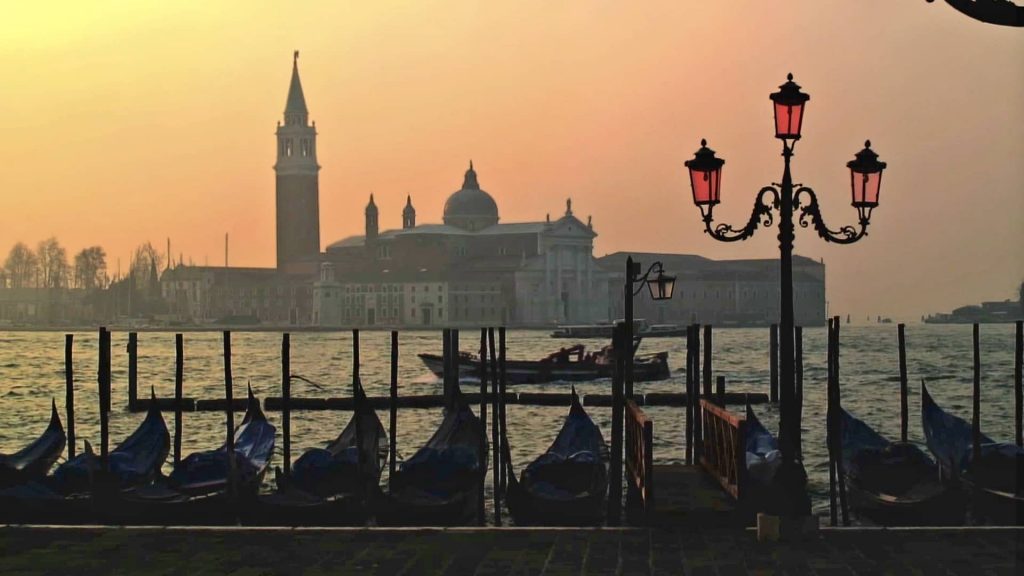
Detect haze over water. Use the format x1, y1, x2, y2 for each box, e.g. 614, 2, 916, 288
0, 324, 1018, 517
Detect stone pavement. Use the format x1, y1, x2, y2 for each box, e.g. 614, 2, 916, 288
0, 525, 1021, 575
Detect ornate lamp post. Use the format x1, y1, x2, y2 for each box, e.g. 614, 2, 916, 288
623, 257, 675, 397
684, 74, 887, 480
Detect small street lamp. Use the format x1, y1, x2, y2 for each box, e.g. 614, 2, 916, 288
685, 73, 887, 512
623, 257, 675, 397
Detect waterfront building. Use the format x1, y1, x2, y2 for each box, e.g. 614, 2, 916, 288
599, 252, 827, 327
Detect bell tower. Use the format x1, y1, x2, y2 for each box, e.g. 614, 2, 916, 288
275, 51, 321, 271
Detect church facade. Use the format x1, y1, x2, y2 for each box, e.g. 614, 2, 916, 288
313, 163, 613, 327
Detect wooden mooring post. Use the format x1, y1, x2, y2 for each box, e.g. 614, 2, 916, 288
898, 323, 909, 442
281, 333, 291, 477
223, 331, 237, 497
487, 327, 501, 526
477, 328, 488, 526
64, 334, 76, 459
1016, 320, 1022, 447
497, 328, 508, 505
389, 331, 398, 480
608, 323, 624, 525
684, 325, 695, 465
98, 327, 111, 464
832, 316, 849, 526
353, 330, 365, 492
716, 375, 726, 407
692, 324, 703, 461
173, 333, 183, 466
769, 323, 779, 403
972, 323, 981, 464
827, 318, 838, 527
703, 324, 713, 397
127, 332, 138, 409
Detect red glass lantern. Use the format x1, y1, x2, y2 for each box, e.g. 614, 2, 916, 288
684, 139, 725, 218
847, 140, 886, 221
769, 73, 810, 140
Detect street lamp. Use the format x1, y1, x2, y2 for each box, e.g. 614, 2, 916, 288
623, 257, 675, 397
684, 73, 887, 504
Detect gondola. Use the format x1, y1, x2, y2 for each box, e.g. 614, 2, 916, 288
418, 340, 670, 385
379, 381, 487, 525
52, 393, 170, 494
0, 399, 66, 488
246, 380, 388, 526
742, 406, 810, 516
123, 387, 276, 525
921, 382, 1023, 525
503, 386, 608, 525
0, 395, 168, 524
839, 407, 964, 525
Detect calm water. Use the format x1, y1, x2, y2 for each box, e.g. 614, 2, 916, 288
0, 324, 1019, 517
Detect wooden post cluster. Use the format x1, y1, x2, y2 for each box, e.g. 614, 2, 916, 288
281, 333, 291, 477
64, 334, 76, 459
174, 333, 184, 466
769, 323, 779, 403
608, 323, 625, 525
826, 316, 849, 526
127, 332, 138, 409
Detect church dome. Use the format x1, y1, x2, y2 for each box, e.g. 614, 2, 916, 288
443, 161, 498, 231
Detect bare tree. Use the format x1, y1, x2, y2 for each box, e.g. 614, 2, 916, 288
36, 237, 69, 289
131, 241, 164, 287
3, 242, 39, 288
73, 246, 108, 290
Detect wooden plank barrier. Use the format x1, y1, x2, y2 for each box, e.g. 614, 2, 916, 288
698, 398, 746, 501
625, 398, 654, 519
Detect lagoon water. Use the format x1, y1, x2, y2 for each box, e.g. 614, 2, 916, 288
0, 324, 1019, 517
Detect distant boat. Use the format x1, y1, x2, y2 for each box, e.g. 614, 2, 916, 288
418, 341, 670, 384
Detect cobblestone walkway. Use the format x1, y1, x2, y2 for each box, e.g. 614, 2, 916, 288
0, 526, 1021, 575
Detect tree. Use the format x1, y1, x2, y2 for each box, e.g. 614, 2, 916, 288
131, 242, 163, 288
73, 246, 108, 290
36, 237, 69, 289
3, 242, 39, 288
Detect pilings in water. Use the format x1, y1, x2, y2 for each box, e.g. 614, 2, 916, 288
703, 324, 713, 397
716, 376, 726, 407
487, 328, 501, 526
826, 316, 850, 526
477, 329, 488, 526
64, 334, 75, 459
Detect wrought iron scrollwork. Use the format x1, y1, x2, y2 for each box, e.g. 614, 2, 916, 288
794, 187, 869, 245
703, 187, 779, 242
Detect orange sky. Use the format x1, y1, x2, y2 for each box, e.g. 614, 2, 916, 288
1, 1, 1021, 321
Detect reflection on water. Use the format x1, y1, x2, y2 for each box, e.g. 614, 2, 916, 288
0, 324, 1018, 516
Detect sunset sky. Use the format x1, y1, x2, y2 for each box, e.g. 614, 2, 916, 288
1, 1, 1021, 321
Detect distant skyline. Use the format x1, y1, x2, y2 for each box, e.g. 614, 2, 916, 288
1, 2, 1021, 321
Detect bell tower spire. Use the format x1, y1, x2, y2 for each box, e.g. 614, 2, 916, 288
275, 50, 321, 271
